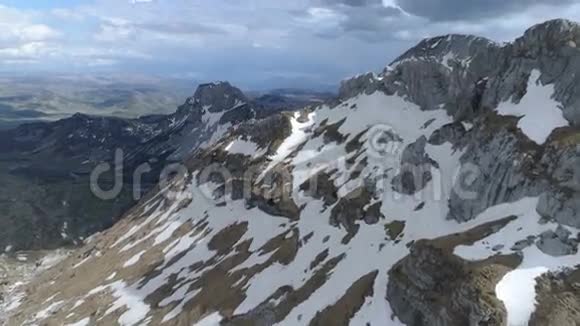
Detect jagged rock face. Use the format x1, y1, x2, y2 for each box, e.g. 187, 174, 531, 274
537, 140, 580, 227
384, 34, 502, 120
174, 82, 251, 125
386, 216, 522, 326
391, 136, 438, 195
377, 19, 580, 229
530, 268, 580, 326
338, 73, 383, 100
537, 191, 580, 228
446, 114, 546, 222
387, 243, 511, 326
508, 20, 580, 125
383, 19, 580, 126
536, 225, 579, 256
484, 20, 580, 126
4, 19, 580, 326
428, 122, 466, 146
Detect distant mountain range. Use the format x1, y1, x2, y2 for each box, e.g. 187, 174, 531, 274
0, 75, 334, 130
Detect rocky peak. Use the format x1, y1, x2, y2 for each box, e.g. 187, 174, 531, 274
70, 112, 91, 120
192, 81, 248, 113
392, 34, 499, 66
338, 72, 382, 99
513, 19, 580, 57
64, 113, 103, 129
174, 81, 250, 124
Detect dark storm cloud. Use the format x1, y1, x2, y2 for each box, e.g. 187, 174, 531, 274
396, 0, 576, 21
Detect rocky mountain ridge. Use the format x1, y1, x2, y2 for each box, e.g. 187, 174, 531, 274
3, 19, 580, 326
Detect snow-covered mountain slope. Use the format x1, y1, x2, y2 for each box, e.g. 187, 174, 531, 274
5, 19, 580, 326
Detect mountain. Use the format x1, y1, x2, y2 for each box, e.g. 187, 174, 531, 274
0, 82, 261, 251
250, 89, 335, 119
4, 19, 580, 325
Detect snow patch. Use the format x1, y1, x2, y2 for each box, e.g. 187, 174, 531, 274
261, 111, 315, 177
455, 197, 580, 325
496, 267, 548, 326
105, 281, 151, 326
497, 69, 568, 144
225, 137, 264, 157
194, 312, 223, 326
123, 250, 146, 268
35, 300, 64, 320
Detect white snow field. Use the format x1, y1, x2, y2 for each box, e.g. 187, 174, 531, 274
497, 69, 569, 144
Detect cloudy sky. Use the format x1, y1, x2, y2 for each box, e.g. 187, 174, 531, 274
1, 0, 580, 89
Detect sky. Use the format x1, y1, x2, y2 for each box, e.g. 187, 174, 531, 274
1, 0, 580, 90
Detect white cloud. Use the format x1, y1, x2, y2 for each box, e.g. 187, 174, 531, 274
51, 8, 86, 21
0, 6, 60, 43
87, 58, 118, 66
94, 19, 135, 42
0, 6, 61, 65
18, 25, 60, 41
0, 42, 60, 66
